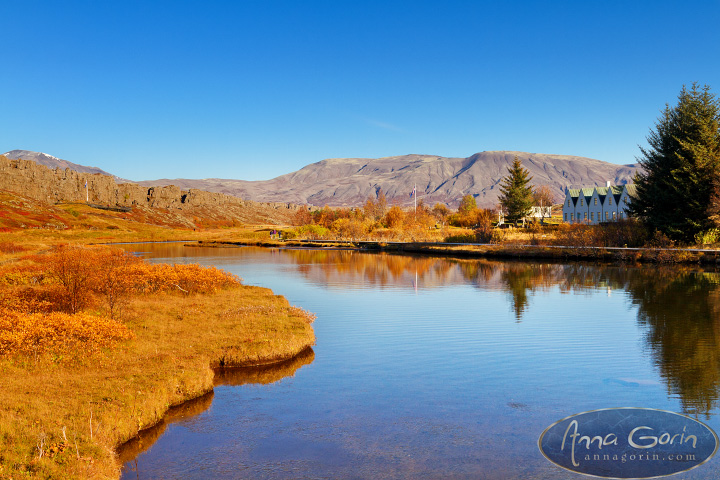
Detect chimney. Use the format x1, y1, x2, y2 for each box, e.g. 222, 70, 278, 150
606, 180, 611, 188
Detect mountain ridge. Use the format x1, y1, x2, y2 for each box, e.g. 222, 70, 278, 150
138, 151, 639, 208
4, 149, 640, 208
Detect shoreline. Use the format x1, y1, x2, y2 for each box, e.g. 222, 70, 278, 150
190, 239, 720, 266
115, 346, 315, 471
0, 284, 316, 480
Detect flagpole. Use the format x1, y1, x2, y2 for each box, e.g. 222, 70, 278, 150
85, 180, 88, 202
414, 183, 417, 214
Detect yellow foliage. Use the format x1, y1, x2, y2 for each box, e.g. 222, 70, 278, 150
0, 308, 134, 356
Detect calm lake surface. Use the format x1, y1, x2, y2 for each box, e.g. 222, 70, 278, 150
118, 244, 720, 479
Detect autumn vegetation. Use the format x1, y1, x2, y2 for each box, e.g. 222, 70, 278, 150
285, 191, 505, 243
0, 238, 315, 479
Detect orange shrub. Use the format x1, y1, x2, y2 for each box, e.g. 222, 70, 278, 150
0, 308, 134, 357
46, 245, 98, 313
125, 262, 240, 294
162, 263, 240, 294
383, 206, 406, 228
1, 245, 242, 317
0, 263, 47, 286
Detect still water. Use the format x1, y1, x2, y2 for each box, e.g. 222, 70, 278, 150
118, 244, 720, 479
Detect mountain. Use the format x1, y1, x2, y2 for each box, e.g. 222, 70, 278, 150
2, 150, 131, 183
6, 148, 639, 208
139, 151, 640, 208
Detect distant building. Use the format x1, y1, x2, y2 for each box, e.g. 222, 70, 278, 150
498, 206, 552, 226
562, 183, 636, 224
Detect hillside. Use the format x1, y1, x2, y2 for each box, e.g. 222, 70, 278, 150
139, 151, 639, 208
2, 149, 126, 181
0, 155, 300, 229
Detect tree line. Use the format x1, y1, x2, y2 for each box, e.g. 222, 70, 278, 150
630, 83, 720, 244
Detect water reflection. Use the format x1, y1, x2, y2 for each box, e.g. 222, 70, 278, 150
117, 391, 215, 467
119, 348, 314, 476
214, 347, 315, 387
117, 244, 720, 478
281, 249, 720, 415
627, 270, 720, 417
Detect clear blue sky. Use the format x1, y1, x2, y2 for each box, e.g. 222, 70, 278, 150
2, 0, 719, 181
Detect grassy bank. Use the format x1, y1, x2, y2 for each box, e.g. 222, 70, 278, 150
0, 235, 315, 479
0, 285, 315, 479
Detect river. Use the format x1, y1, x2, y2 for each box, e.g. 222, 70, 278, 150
117, 244, 720, 479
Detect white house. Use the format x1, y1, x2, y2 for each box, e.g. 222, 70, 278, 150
562, 184, 635, 224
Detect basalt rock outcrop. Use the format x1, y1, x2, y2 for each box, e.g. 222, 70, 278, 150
0, 155, 302, 223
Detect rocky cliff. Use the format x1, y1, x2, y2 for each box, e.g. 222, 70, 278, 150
0, 155, 301, 224
2, 150, 122, 179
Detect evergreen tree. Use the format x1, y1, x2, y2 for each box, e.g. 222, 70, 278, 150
629, 83, 720, 242
499, 157, 534, 224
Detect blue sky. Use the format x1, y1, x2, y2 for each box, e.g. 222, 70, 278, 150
2, 0, 719, 181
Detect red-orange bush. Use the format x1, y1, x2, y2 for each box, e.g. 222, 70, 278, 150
0, 242, 26, 254
0, 308, 134, 357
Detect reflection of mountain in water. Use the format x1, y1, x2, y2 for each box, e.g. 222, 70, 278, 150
117, 348, 314, 467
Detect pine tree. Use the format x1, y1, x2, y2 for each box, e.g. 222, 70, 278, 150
629, 83, 720, 242
499, 157, 534, 224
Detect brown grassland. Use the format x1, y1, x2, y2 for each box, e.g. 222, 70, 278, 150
0, 191, 315, 479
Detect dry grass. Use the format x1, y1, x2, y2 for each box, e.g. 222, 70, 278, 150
0, 200, 316, 479
0, 286, 315, 479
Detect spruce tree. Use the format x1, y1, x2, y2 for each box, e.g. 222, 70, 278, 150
499, 157, 534, 224
630, 83, 720, 242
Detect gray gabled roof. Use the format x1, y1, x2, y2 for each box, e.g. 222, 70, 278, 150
564, 184, 636, 208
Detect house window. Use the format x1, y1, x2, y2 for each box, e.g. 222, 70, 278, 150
568, 199, 571, 206
564, 213, 567, 221
571, 213, 574, 221
609, 197, 613, 205
619, 212, 623, 219
591, 212, 594, 221
584, 212, 587, 220
594, 198, 597, 205
580, 198, 584, 206
612, 212, 616, 219
605, 212, 609, 220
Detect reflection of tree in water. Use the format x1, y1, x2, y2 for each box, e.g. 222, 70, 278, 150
501, 264, 537, 321
284, 249, 720, 415
625, 269, 720, 417
501, 263, 566, 321
283, 249, 451, 288
455, 260, 498, 285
